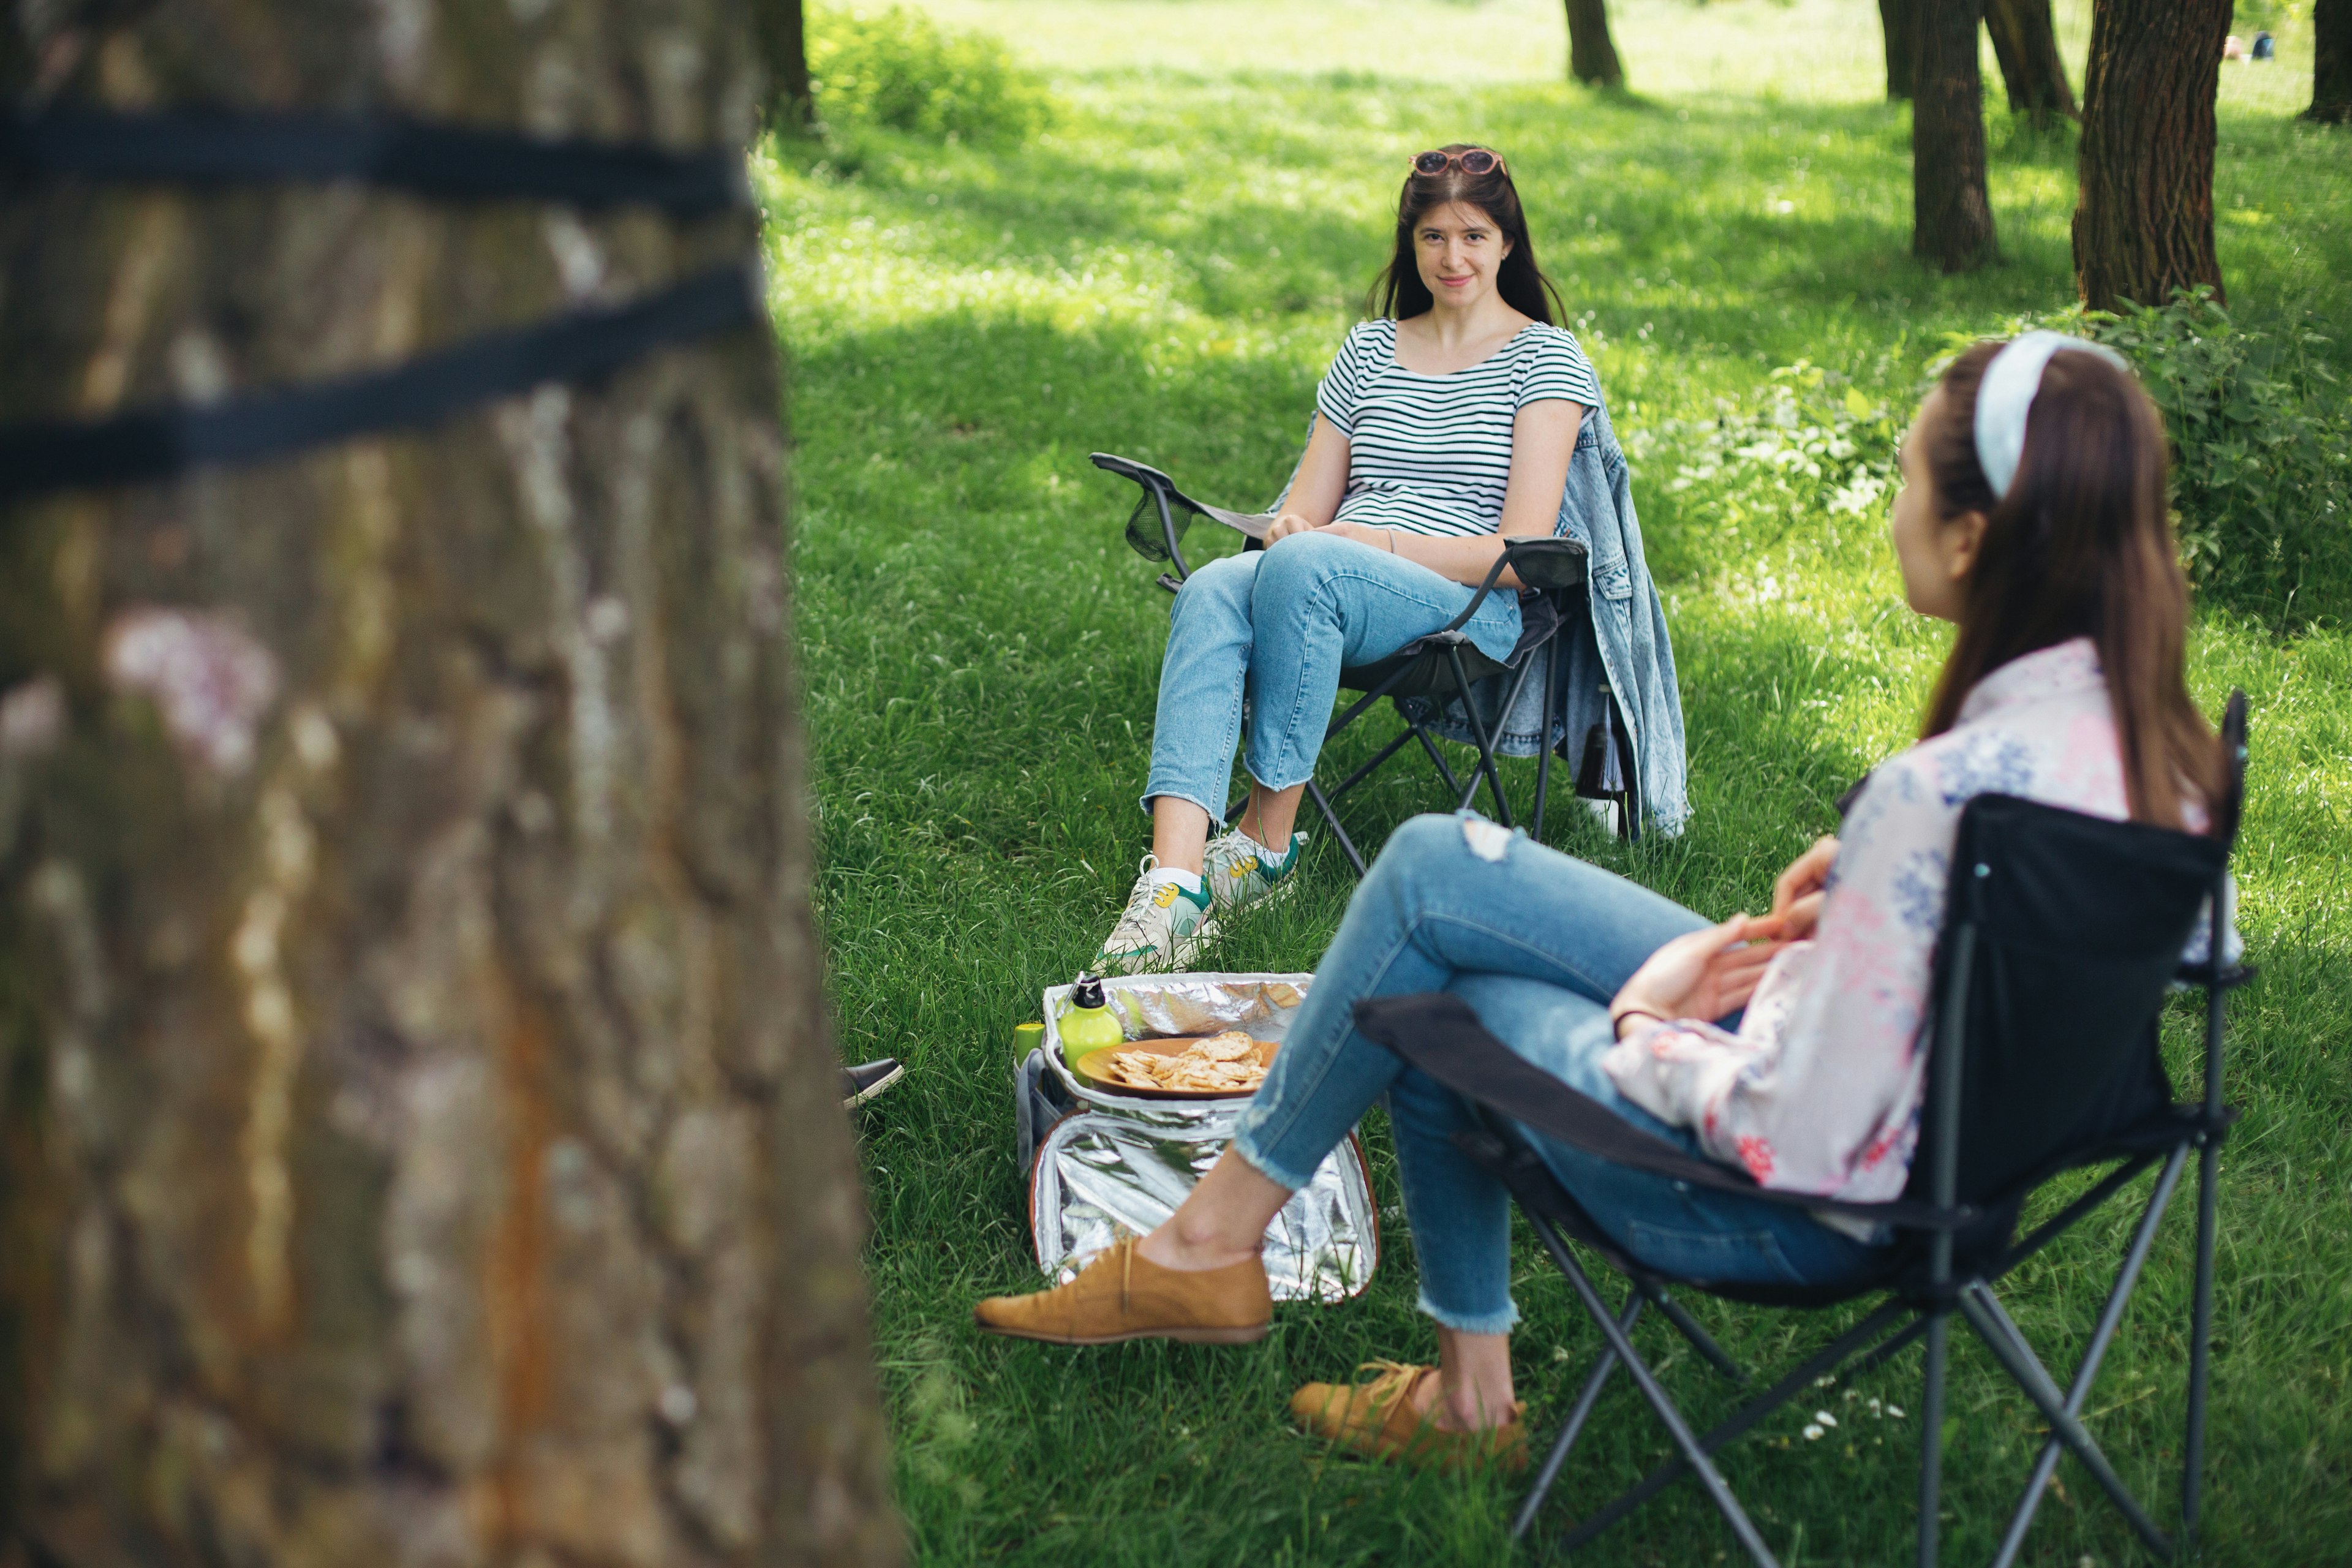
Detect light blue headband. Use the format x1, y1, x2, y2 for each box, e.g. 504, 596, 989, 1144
1972, 330, 2130, 501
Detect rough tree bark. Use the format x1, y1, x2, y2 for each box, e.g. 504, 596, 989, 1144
1879, 0, 1917, 99
1911, 0, 2000, 272
0, 5, 901, 1567
1565, 0, 1626, 89
1985, 0, 2078, 124
2074, 0, 2231, 310
2312, 0, 2352, 124
751, 0, 816, 132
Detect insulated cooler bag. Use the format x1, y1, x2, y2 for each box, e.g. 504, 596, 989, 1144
1014, 971, 1379, 1303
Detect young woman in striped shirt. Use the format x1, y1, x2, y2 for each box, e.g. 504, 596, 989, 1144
1096, 145, 1604, 972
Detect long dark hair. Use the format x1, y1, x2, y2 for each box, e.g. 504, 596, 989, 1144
1368, 144, 1564, 325
1918, 341, 2222, 829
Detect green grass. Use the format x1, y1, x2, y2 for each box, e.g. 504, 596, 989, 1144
766, 2, 2352, 1561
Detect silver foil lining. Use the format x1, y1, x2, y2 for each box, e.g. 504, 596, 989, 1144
1031, 971, 1379, 1303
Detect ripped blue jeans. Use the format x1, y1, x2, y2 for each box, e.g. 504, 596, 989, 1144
1231, 813, 1886, 1335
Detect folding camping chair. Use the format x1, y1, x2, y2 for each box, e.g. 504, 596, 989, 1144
1093, 451, 1628, 875
1351, 692, 2253, 1567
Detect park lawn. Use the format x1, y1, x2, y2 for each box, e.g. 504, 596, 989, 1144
762, 1, 2352, 1561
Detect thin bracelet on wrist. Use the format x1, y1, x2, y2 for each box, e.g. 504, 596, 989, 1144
1609, 1005, 1665, 1039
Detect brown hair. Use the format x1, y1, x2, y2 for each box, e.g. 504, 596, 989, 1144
1368, 145, 1564, 325
1918, 341, 2222, 829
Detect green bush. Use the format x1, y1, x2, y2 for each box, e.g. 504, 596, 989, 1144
809, 7, 1051, 147
2057, 292, 2350, 625
1630, 358, 1902, 541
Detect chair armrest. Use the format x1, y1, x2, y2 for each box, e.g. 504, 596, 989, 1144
1351, 992, 1977, 1230
1431, 548, 1519, 635
1430, 537, 1591, 635
1090, 451, 1180, 492
1503, 535, 1590, 595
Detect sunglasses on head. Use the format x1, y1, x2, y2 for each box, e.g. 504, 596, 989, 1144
1410, 148, 1506, 178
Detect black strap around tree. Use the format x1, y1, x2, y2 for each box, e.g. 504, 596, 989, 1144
2, 108, 748, 215
0, 263, 762, 503
1351, 991, 1975, 1230
0, 107, 766, 503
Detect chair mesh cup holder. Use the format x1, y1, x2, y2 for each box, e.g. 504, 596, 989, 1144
1349, 689, 2255, 1568
1092, 451, 1638, 876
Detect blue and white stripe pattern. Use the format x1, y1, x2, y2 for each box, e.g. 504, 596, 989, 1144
1314, 317, 1600, 538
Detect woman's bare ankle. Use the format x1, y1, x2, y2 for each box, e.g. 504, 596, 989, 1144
1136, 1226, 1258, 1273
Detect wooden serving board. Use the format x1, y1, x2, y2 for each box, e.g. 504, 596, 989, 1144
1070, 1035, 1279, 1100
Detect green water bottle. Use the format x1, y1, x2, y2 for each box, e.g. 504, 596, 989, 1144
1059, 971, 1125, 1070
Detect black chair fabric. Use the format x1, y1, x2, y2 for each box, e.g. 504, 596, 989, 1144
1918, 795, 2224, 1205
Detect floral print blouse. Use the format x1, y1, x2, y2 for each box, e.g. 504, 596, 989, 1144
1602, 638, 2223, 1207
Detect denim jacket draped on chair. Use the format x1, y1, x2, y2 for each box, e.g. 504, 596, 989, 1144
1394, 395, 1691, 837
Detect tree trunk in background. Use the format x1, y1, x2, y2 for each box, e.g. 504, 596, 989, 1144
0, 4, 900, 1566
1880, 0, 1917, 99
2075, 0, 2231, 309
1985, 0, 2078, 124
1911, 0, 2000, 271
752, 0, 816, 131
1565, 0, 1626, 89
2312, 0, 2352, 123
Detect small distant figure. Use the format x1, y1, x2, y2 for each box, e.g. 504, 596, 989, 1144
2251, 32, 2275, 62
2223, 34, 2244, 61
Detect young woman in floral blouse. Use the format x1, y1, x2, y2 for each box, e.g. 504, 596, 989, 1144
975, 333, 2229, 1470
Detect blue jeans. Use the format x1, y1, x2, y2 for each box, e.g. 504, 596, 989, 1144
1142, 533, 1523, 819
1232, 813, 1888, 1335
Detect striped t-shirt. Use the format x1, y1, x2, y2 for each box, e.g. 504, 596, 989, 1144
1314, 318, 1600, 538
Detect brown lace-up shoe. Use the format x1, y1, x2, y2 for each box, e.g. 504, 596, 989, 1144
973, 1237, 1272, 1346
1290, 1362, 1529, 1473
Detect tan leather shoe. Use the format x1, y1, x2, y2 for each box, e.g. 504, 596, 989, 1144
973, 1237, 1272, 1346
1290, 1361, 1529, 1473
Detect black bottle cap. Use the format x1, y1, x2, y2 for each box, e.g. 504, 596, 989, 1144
1071, 971, 1107, 1009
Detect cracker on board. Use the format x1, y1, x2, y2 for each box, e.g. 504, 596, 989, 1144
1096, 1032, 1271, 1095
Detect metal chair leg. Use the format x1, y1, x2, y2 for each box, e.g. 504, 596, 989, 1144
1646, 1286, 1749, 1385
1446, 645, 1513, 827
2184, 971, 2230, 1547
1532, 639, 1562, 842
1991, 1147, 2189, 1568
1513, 1293, 1642, 1540
1523, 1208, 1779, 1567
1959, 1285, 2173, 1558
1917, 1309, 1949, 1568
1304, 777, 1366, 875
1561, 1301, 1912, 1554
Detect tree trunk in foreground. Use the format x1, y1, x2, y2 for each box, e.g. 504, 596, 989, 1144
1985, 0, 2078, 124
2074, 0, 2231, 310
0, 5, 900, 1567
1566, 0, 1626, 89
2312, 0, 2352, 123
1880, 0, 1917, 99
1912, 0, 2000, 271
753, 0, 816, 132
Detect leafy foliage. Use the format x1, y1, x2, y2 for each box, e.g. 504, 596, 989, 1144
809, 6, 1052, 148
2066, 292, 2350, 627
1632, 359, 1904, 541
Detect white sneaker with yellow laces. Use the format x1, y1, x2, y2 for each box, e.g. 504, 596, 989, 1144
1094, 856, 1216, 975
1202, 827, 1306, 914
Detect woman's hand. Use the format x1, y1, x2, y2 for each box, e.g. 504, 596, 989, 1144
1610, 914, 1784, 1036
1264, 517, 1395, 551
1769, 835, 1839, 941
